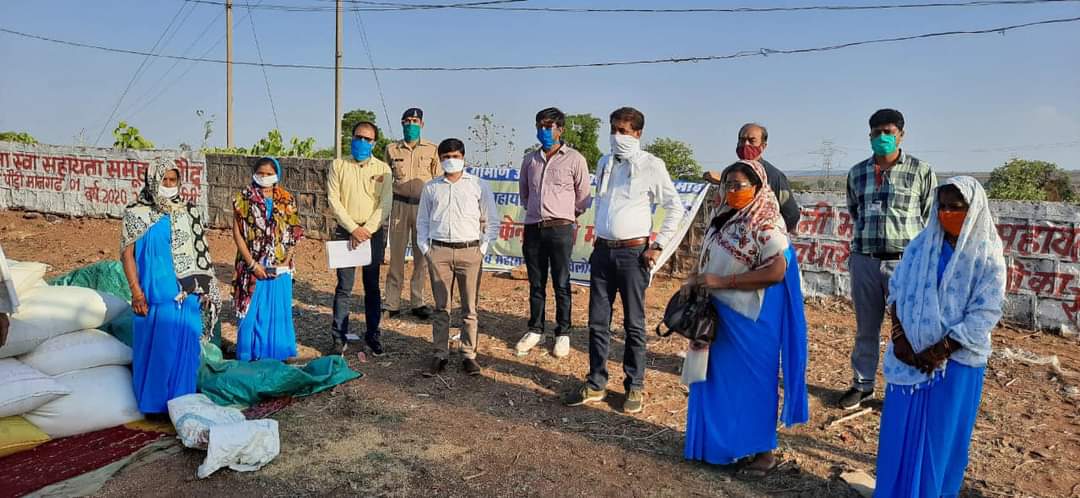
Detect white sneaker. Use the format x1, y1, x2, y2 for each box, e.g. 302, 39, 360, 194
515, 332, 542, 356
553, 335, 570, 358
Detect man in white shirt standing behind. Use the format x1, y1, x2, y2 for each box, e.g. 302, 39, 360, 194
417, 138, 499, 378
563, 107, 684, 414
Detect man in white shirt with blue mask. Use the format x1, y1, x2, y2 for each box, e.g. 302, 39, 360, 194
563, 107, 684, 414
416, 138, 499, 378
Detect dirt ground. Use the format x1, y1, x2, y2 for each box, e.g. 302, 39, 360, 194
3, 210, 1079, 498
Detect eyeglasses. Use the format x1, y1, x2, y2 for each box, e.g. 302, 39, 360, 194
870, 129, 899, 138
724, 181, 753, 192
353, 136, 375, 143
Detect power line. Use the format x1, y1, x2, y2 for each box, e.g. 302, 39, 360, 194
5, 16, 1078, 72
92, 1, 193, 146
352, 8, 394, 136
190, 0, 1080, 13
121, 6, 225, 118
247, 4, 280, 131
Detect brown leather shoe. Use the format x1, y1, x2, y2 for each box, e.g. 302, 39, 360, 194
422, 357, 448, 377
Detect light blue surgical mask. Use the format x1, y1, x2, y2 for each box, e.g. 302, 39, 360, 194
871, 134, 898, 156
351, 138, 373, 161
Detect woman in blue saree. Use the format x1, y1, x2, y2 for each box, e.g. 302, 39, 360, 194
121, 159, 221, 414
231, 157, 304, 361
874, 176, 1006, 497
682, 160, 809, 477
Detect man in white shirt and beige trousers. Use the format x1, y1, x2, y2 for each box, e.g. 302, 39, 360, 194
564, 107, 684, 414
417, 138, 499, 378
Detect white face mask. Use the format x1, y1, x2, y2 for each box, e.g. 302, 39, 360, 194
157, 185, 179, 199
610, 133, 640, 158
441, 158, 465, 174
253, 174, 278, 187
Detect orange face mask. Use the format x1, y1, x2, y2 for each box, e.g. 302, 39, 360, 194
726, 188, 755, 210
938, 210, 966, 237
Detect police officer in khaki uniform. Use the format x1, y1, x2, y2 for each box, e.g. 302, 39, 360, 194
385, 108, 441, 319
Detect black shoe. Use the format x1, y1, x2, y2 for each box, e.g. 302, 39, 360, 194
462, 358, 482, 376
387, 309, 402, 319
422, 357, 448, 377
365, 333, 385, 357
412, 305, 433, 320
838, 388, 873, 410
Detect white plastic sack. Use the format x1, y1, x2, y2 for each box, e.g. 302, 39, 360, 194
24, 366, 142, 438
197, 419, 280, 479
167, 394, 246, 450
11, 285, 129, 337
7, 260, 48, 298
18, 329, 133, 375
0, 358, 71, 418
0, 318, 63, 358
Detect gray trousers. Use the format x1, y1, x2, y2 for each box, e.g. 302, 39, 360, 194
849, 252, 899, 392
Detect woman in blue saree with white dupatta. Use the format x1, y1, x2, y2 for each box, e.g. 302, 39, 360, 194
682, 160, 809, 477
120, 158, 222, 414
874, 176, 1006, 497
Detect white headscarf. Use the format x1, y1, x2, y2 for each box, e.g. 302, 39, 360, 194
884, 176, 1007, 386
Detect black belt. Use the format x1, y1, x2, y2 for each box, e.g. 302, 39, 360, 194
432, 240, 480, 249
870, 252, 903, 261
595, 237, 649, 249
527, 219, 574, 229
393, 193, 420, 205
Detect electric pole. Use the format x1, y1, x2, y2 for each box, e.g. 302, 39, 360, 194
809, 140, 846, 190
226, 0, 234, 148
334, 0, 343, 159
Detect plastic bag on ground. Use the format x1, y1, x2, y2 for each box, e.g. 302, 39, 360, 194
196, 419, 280, 479
167, 393, 246, 450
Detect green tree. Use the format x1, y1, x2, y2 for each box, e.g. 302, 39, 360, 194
645, 137, 702, 181
562, 114, 602, 172
467, 113, 512, 167
986, 158, 1076, 202
341, 108, 390, 161
112, 121, 154, 150
0, 131, 38, 144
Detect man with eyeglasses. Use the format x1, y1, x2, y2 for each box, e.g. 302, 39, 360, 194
385, 108, 441, 321
703, 123, 801, 232
328, 121, 394, 356
839, 108, 937, 410
515, 107, 591, 359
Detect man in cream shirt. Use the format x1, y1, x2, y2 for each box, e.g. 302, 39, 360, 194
327, 121, 393, 356
416, 138, 499, 378
564, 107, 684, 414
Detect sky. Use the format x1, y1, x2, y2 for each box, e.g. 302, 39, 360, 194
1, 0, 1079, 173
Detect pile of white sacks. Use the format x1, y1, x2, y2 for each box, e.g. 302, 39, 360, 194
0, 261, 141, 440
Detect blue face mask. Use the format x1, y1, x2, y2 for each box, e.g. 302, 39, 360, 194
871, 134, 898, 156
351, 138, 373, 161
537, 127, 555, 150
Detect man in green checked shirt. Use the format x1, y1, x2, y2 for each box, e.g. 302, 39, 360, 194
839, 108, 937, 410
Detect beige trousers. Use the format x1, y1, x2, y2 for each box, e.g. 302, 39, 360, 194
426, 244, 483, 360
385, 200, 429, 311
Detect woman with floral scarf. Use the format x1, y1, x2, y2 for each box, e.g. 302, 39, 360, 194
121, 158, 221, 414
231, 157, 304, 361
681, 160, 809, 478
874, 176, 1006, 497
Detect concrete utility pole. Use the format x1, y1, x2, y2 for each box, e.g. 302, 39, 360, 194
226, 0, 235, 148
334, 0, 343, 159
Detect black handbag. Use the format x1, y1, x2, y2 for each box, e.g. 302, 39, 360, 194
656, 286, 718, 343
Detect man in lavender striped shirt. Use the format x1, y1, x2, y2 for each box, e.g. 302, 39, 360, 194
514, 107, 591, 359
